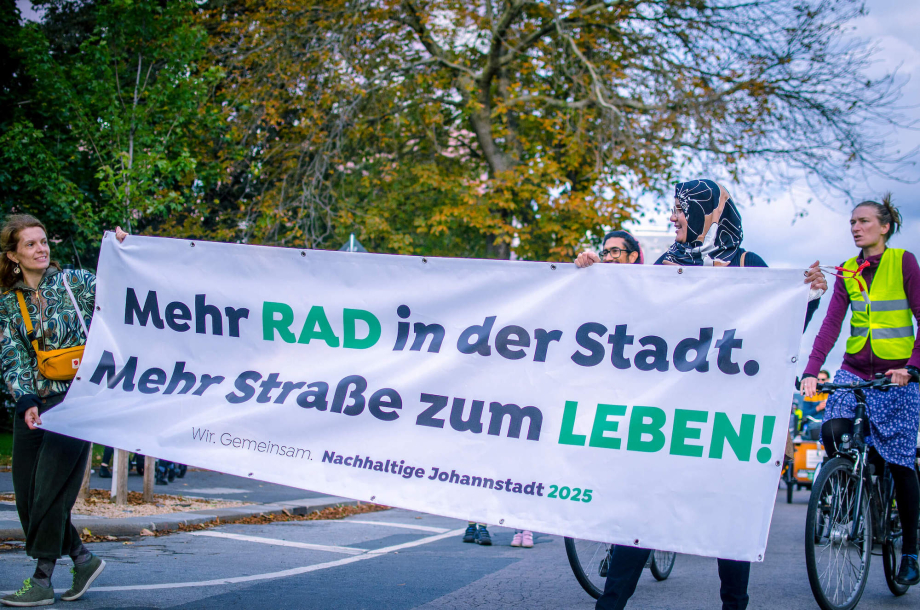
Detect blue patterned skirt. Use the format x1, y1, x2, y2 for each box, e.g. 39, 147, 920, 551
822, 369, 920, 468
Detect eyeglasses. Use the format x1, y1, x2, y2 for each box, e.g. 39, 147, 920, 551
671, 205, 685, 217
601, 247, 632, 260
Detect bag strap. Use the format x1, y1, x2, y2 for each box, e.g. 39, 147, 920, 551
15, 290, 42, 353
62, 273, 89, 339
740, 252, 748, 268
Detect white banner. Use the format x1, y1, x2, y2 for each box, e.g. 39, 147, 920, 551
43, 234, 808, 561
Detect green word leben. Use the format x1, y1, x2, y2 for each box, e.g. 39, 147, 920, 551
558, 401, 776, 464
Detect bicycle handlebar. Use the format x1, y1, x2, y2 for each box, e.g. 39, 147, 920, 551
815, 371, 920, 395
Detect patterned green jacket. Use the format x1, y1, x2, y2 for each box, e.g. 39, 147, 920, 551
0, 266, 96, 400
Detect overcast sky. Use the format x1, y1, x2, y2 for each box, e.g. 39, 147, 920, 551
630, 0, 920, 374
13, 0, 917, 373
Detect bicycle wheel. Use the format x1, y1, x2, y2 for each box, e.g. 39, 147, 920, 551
881, 489, 909, 596
650, 550, 676, 581
564, 537, 610, 599
805, 457, 872, 610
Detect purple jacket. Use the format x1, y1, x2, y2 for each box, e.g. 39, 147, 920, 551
805, 250, 920, 380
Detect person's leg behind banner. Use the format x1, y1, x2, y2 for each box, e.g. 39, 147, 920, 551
595, 545, 650, 610
99, 446, 113, 478
717, 558, 751, 610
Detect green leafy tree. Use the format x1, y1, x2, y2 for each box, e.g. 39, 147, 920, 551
1, 0, 222, 265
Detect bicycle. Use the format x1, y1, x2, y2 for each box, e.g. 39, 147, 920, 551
804, 374, 920, 610
564, 538, 676, 599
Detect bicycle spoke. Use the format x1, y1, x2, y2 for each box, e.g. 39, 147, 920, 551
812, 466, 869, 607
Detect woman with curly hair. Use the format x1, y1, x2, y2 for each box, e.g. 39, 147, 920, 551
0, 215, 125, 607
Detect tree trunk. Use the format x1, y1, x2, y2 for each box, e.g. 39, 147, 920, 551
112, 448, 129, 505
142, 455, 156, 502
77, 443, 92, 501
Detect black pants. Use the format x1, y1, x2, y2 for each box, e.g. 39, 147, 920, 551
12, 395, 90, 560
596, 545, 750, 610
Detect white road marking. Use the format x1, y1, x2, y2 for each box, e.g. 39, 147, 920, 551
5, 528, 466, 594
178, 488, 249, 494
186, 531, 367, 555
341, 520, 449, 534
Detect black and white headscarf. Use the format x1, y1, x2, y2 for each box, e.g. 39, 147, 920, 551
662, 179, 743, 266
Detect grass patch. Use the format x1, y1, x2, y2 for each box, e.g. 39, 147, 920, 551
0, 432, 11, 467
0, 434, 106, 468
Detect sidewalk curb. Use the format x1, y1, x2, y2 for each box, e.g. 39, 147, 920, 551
0, 496, 359, 539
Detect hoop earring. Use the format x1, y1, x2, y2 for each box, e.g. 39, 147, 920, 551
13, 265, 20, 275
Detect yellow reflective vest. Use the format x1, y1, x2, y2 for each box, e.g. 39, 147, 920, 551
843, 248, 915, 359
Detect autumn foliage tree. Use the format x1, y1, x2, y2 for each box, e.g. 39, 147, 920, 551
2, 0, 908, 262
204, 0, 904, 260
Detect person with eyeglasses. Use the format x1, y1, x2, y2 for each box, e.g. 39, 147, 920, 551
575, 179, 827, 610
575, 230, 644, 267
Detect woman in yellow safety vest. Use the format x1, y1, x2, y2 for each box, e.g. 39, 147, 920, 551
802, 195, 920, 586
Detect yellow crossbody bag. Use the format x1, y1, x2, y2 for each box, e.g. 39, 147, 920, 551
15, 276, 88, 381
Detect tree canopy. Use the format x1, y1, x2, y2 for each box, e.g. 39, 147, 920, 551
0, 0, 910, 265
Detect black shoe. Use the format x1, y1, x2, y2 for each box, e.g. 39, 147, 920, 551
167, 465, 176, 483
599, 550, 612, 577
896, 554, 920, 586
99, 464, 111, 479
475, 525, 492, 546
462, 524, 477, 543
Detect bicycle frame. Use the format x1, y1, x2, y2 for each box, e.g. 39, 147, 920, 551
826, 388, 900, 549
848, 391, 870, 540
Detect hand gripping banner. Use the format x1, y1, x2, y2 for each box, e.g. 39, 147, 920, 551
43, 234, 808, 561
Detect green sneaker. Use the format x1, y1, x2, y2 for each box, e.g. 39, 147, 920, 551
60, 555, 106, 602
0, 578, 54, 607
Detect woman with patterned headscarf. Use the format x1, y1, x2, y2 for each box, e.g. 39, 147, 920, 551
660, 179, 746, 266
581, 179, 828, 610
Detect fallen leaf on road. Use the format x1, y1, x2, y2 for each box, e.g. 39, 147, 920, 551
140, 528, 155, 536
82, 528, 92, 536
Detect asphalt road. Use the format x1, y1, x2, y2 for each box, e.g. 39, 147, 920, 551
2, 487, 918, 609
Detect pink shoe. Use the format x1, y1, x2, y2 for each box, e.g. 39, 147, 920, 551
522, 531, 534, 548
511, 532, 523, 547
